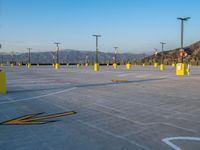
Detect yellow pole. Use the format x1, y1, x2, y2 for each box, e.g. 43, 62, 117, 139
0, 72, 6, 95
94, 63, 100, 72
113, 63, 117, 69
77, 64, 80, 69
160, 64, 165, 71
126, 63, 131, 70
55, 63, 60, 70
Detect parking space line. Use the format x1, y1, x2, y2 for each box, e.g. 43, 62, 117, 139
0, 87, 77, 105
162, 137, 200, 150
77, 120, 150, 150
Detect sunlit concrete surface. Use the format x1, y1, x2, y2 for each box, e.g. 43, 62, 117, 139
0, 65, 200, 150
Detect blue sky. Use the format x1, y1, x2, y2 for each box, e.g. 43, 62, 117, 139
0, 0, 200, 54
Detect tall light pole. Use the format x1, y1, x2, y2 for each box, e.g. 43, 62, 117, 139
10, 51, 16, 64
92, 35, 101, 64
160, 42, 166, 64
154, 48, 158, 63
177, 17, 190, 63
27, 48, 32, 64
114, 47, 118, 64
54, 42, 61, 64
86, 55, 88, 64
52, 51, 55, 64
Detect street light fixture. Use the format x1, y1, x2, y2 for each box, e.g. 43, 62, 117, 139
114, 47, 118, 64
92, 35, 101, 64
177, 17, 190, 63
27, 48, 32, 65
160, 42, 166, 64
54, 42, 61, 64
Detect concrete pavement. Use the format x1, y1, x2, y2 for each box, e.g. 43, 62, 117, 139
0, 65, 200, 150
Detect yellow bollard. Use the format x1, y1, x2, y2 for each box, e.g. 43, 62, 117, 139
77, 64, 80, 69
172, 63, 175, 68
94, 63, 100, 72
142, 64, 145, 67
154, 63, 158, 68
176, 63, 186, 76
126, 63, 131, 70
107, 64, 109, 67
52, 64, 55, 68
113, 63, 117, 69
55, 63, 60, 70
27, 64, 31, 69
160, 64, 164, 71
85, 63, 89, 67
0, 71, 6, 95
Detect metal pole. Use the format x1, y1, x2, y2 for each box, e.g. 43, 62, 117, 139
54, 43, 61, 64
96, 37, 98, 64
177, 17, 190, 63
52, 52, 55, 64
114, 47, 118, 64
181, 20, 184, 49
27, 48, 32, 64
57, 45, 59, 64
29, 49, 30, 64
154, 48, 158, 63
160, 42, 166, 64
93, 35, 101, 64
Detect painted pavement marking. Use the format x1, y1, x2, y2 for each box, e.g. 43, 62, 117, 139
162, 137, 200, 150
0, 111, 76, 125
0, 87, 77, 105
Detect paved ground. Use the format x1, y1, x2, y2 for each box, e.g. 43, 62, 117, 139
0, 65, 200, 150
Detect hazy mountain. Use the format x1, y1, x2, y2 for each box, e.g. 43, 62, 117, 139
0, 49, 144, 64
143, 41, 200, 65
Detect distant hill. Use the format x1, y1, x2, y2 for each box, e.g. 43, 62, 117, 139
143, 41, 200, 65
0, 49, 144, 64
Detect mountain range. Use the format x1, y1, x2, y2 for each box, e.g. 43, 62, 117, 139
0, 49, 144, 64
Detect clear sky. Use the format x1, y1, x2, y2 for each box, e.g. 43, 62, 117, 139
0, 0, 200, 54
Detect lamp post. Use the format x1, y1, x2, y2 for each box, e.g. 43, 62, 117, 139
54, 43, 61, 70
154, 48, 158, 67
177, 17, 190, 63
54, 43, 61, 64
92, 35, 101, 72
27, 48, 32, 65
160, 42, 166, 71
160, 42, 166, 64
114, 47, 118, 64
92, 35, 101, 64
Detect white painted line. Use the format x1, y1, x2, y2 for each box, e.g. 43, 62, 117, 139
162, 137, 200, 150
0, 87, 77, 105
77, 120, 150, 150
8, 83, 71, 87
